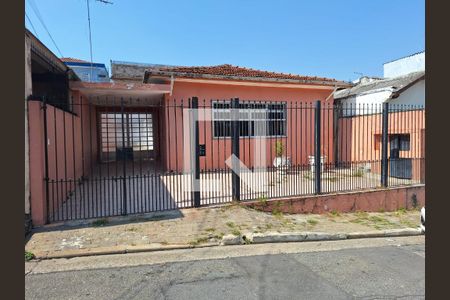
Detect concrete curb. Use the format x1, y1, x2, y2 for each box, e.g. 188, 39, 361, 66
219, 228, 423, 246
32, 243, 220, 260
220, 234, 243, 245
244, 232, 348, 245
29, 228, 423, 260
347, 228, 423, 239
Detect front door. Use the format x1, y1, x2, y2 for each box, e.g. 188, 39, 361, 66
389, 134, 412, 179
99, 110, 157, 163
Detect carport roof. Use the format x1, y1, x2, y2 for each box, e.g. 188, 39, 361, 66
69, 81, 171, 99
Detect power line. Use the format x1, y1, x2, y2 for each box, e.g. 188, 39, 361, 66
25, 12, 39, 38
86, 0, 94, 82
86, 0, 114, 82
27, 0, 63, 57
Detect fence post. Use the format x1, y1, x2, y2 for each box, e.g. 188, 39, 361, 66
42, 97, 50, 224
120, 98, 128, 215
381, 102, 389, 187
191, 97, 201, 207
231, 98, 240, 201
314, 100, 321, 194
333, 103, 341, 168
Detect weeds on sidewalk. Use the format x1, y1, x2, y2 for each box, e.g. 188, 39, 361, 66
394, 208, 407, 216
188, 236, 210, 246
25, 251, 35, 261
307, 219, 319, 226
350, 213, 397, 230
328, 210, 341, 218
189, 231, 225, 246
226, 221, 242, 236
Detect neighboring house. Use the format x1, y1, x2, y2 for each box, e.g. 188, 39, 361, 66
333, 52, 425, 183
61, 57, 110, 83
25, 29, 79, 228
334, 71, 425, 115
334, 51, 425, 112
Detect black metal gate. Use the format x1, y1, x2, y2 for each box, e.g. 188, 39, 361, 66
40, 96, 425, 223
43, 97, 197, 222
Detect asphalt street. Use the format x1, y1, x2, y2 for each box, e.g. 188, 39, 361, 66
25, 238, 425, 299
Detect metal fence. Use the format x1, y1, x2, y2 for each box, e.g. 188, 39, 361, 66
32, 96, 425, 222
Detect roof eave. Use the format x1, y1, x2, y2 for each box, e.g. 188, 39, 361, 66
144, 70, 351, 87
388, 74, 425, 99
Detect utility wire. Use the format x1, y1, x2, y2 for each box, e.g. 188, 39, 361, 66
86, 0, 113, 82
27, 0, 63, 57
86, 0, 94, 82
25, 12, 39, 38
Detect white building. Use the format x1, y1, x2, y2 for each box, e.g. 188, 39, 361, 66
384, 51, 425, 78
334, 51, 425, 116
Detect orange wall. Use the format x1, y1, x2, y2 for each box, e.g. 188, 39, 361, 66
162, 81, 335, 172
337, 109, 425, 181
28, 94, 95, 225
28, 101, 46, 225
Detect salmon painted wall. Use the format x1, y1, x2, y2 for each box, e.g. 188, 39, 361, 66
337, 109, 425, 181
161, 81, 336, 172
28, 101, 46, 225
28, 93, 96, 225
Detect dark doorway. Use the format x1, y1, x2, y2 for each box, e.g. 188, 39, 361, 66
389, 134, 412, 179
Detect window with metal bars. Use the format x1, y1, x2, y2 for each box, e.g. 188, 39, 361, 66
212, 101, 287, 137
100, 113, 154, 159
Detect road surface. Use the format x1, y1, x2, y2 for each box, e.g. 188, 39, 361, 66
25, 236, 425, 299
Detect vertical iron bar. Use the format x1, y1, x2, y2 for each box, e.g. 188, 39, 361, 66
231, 98, 240, 202
174, 100, 180, 207
314, 100, 321, 194
381, 102, 389, 187
192, 97, 201, 207
121, 98, 128, 214
80, 97, 86, 218
71, 103, 77, 219
42, 98, 50, 223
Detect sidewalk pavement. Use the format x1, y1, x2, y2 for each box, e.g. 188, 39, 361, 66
25, 204, 422, 259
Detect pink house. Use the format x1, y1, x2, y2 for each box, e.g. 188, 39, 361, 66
28, 59, 353, 225
115, 62, 351, 171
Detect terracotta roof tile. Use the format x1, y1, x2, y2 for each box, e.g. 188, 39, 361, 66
60, 57, 90, 63
158, 64, 339, 83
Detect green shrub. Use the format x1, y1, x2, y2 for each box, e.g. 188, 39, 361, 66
275, 141, 284, 157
